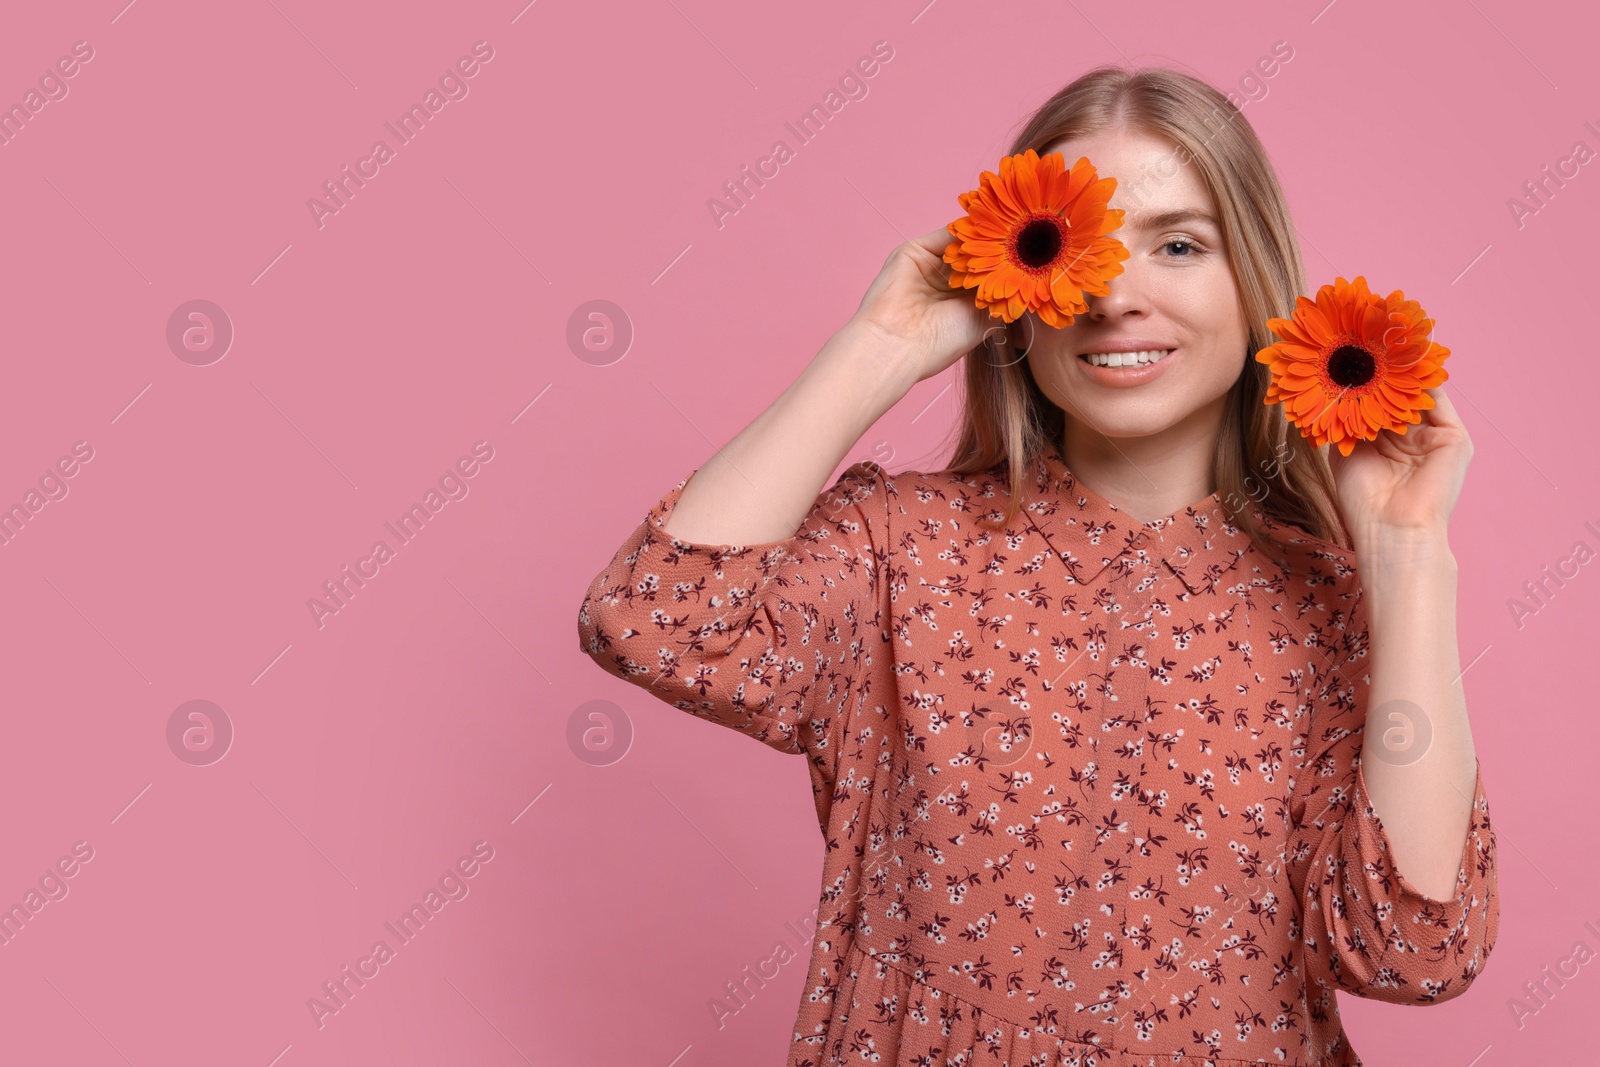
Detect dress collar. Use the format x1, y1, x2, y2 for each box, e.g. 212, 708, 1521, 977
1019, 443, 1251, 595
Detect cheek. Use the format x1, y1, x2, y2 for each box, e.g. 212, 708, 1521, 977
1178, 331, 1248, 392
1188, 350, 1249, 413
1026, 330, 1080, 376
1160, 280, 1247, 367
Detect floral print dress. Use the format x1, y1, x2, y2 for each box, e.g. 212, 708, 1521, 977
576, 445, 1499, 1066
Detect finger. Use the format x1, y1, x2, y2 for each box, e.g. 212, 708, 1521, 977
1421, 385, 1465, 430
912, 226, 956, 259
1326, 439, 1355, 479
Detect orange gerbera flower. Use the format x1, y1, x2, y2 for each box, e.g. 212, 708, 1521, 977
942, 149, 1129, 327
1255, 275, 1450, 456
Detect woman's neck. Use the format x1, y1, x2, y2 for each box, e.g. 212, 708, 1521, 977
1060, 399, 1226, 523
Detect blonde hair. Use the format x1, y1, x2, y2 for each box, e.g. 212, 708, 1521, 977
939, 65, 1347, 567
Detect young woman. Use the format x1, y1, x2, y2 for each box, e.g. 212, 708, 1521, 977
578, 66, 1498, 1066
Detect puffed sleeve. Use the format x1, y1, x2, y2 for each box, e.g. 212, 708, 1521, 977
1286, 582, 1500, 1005
576, 459, 891, 770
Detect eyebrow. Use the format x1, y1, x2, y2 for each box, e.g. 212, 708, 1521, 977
1124, 208, 1220, 232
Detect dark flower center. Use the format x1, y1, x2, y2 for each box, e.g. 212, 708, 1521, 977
1014, 218, 1063, 270
1326, 344, 1377, 388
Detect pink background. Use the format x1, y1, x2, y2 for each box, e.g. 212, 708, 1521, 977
0, 0, 1592, 1063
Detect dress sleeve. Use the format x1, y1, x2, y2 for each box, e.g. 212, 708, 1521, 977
575, 459, 891, 768
1286, 582, 1501, 1005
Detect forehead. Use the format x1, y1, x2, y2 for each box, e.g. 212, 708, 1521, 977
1041, 128, 1217, 229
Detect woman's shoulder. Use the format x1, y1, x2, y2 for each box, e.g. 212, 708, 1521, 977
836, 455, 1017, 515
1225, 511, 1367, 683
1245, 507, 1364, 611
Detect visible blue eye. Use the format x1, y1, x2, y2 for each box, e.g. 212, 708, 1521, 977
1162, 238, 1202, 257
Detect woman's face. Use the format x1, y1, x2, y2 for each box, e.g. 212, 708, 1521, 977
1014, 128, 1250, 444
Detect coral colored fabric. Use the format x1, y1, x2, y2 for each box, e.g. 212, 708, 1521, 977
577, 447, 1500, 1066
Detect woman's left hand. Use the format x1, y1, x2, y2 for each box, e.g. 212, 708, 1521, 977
1327, 386, 1472, 552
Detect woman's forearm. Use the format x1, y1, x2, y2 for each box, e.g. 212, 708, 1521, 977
661, 320, 921, 547
1355, 527, 1480, 901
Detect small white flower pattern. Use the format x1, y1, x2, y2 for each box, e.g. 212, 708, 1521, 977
577, 446, 1499, 1066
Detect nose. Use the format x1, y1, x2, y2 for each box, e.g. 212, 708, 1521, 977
1083, 254, 1149, 322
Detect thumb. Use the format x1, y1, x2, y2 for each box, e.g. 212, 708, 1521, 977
913, 226, 956, 260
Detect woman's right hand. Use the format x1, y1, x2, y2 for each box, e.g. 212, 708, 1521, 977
665, 230, 998, 548
844, 227, 1000, 386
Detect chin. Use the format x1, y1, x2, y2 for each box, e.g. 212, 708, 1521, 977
1095, 418, 1191, 441
1058, 398, 1197, 440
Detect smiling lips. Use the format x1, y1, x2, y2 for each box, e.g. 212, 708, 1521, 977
1080, 348, 1174, 368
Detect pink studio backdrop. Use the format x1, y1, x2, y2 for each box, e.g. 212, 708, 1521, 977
0, 0, 1592, 1063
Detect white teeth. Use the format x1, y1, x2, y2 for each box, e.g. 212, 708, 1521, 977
1082, 349, 1173, 368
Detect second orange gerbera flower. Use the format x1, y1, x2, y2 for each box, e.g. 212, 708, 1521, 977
1255, 275, 1450, 456
943, 149, 1129, 327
